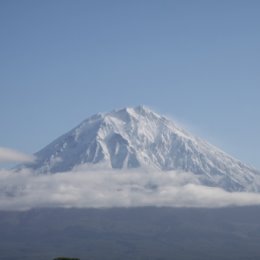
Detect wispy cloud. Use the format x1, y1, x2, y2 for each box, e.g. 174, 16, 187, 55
1, 167, 260, 210
0, 147, 35, 163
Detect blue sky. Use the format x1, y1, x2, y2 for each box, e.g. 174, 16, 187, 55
0, 0, 259, 168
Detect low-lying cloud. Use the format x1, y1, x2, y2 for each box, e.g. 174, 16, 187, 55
1, 167, 260, 210
0, 147, 35, 163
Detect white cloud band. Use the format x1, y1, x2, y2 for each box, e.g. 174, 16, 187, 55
0, 147, 35, 163
1, 168, 260, 210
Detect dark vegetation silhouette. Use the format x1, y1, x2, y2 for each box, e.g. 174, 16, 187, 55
53, 257, 80, 260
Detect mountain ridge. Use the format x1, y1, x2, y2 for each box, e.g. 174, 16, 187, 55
24, 105, 260, 192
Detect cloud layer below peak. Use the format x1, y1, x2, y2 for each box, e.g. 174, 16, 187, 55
1, 167, 260, 211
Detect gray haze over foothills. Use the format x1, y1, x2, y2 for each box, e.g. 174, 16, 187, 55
1, 207, 260, 260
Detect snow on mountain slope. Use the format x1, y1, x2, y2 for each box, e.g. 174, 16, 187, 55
24, 105, 260, 192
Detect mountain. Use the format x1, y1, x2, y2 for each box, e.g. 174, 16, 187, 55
24, 105, 259, 192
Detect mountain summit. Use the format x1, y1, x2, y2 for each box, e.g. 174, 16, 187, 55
26, 105, 259, 192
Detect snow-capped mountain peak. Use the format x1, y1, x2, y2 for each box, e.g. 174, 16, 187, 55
24, 106, 260, 192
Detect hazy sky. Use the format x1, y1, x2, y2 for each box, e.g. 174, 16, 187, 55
0, 0, 259, 169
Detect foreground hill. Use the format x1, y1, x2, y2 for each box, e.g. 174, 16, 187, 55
1, 207, 260, 260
